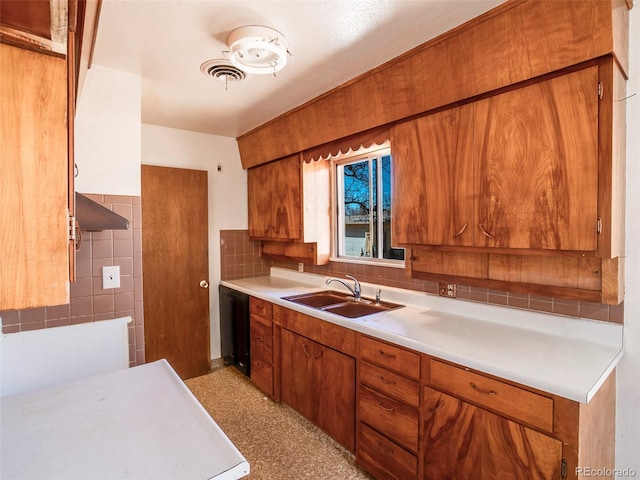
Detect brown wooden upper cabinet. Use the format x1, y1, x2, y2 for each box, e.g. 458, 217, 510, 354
248, 154, 302, 240
248, 154, 330, 264
393, 66, 600, 255
0, 42, 71, 311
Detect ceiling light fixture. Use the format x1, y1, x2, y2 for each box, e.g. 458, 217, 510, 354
226, 25, 290, 75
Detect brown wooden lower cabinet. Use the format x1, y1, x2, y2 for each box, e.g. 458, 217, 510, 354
280, 327, 356, 451
248, 300, 614, 480
423, 386, 562, 480
249, 297, 275, 397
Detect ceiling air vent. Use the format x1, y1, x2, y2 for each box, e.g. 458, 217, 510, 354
200, 59, 246, 87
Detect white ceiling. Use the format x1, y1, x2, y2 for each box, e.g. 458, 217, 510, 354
92, 0, 504, 138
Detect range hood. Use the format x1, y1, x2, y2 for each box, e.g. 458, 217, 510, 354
75, 193, 130, 231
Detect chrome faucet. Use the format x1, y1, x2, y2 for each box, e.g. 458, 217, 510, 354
325, 275, 361, 302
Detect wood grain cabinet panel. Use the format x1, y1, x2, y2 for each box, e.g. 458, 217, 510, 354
0, 43, 70, 310
430, 360, 554, 433
359, 335, 421, 379
393, 66, 599, 254
249, 297, 274, 397
248, 155, 301, 241
280, 327, 356, 451
424, 387, 563, 480
360, 361, 420, 408
359, 385, 419, 453
358, 423, 418, 480
357, 336, 421, 480
248, 154, 330, 264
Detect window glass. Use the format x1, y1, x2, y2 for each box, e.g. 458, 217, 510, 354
335, 150, 404, 263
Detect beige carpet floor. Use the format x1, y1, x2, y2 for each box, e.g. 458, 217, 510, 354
185, 366, 373, 480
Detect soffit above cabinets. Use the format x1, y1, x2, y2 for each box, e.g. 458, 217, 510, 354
0, 0, 68, 55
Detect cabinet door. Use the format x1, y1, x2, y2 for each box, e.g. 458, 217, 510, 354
280, 328, 356, 452
315, 343, 356, 452
473, 67, 599, 251
248, 154, 302, 240
280, 328, 315, 421
1, 43, 69, 310
392, 105, 475, 247
424, 387, 563, 480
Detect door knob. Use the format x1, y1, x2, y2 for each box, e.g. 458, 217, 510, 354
200, 280, 209, 289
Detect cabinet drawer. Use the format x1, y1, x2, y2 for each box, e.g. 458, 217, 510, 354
250, 296, 272, 318
358, 422, 417, 480
359, 385, 419, 453
360, 361, 420, 407
359, 336, 420, 380
273, 305, 357, 356
250, 315, 273, 354
250, 358, 273, 397
430, 360, 554, 432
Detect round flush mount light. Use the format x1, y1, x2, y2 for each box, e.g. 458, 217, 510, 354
227, 25, 290, 75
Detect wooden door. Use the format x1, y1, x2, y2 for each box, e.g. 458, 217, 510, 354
141, 165, 210, 379
473, 66, 599, 251
392, 105, 475, 247
423, 387, 562, 480
247, 154, 301, 240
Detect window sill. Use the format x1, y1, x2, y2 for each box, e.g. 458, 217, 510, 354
329, 256, 405, 269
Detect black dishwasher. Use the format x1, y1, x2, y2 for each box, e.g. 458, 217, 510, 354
219, 285, 250, 376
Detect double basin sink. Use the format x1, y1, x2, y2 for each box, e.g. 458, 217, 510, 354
282, 290, 403, 318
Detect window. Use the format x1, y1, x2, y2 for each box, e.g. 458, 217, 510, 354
334, 149, 404, 264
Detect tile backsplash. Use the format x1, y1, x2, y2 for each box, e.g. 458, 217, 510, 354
220, 230, 271, 280
0, 194, 145, 366
221, 230, 623, 324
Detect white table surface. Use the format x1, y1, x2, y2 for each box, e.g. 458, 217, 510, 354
0, 359, 249, 480
221, 267, 623, 404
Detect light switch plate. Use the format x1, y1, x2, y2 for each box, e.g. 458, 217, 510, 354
103, 265, 120, 289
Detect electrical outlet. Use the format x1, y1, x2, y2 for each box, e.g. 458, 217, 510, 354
298, 262, 304, 272
103, 265, 120, 289
438, 282, 456, 298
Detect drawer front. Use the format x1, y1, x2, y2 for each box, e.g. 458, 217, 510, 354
360, 361, 420, 407
357, 422, 417, 480
273, 305, 357, 356
359, 336, 420, 379
359, 385, 419, 453
250, 296, 272, 319
250, 315, 273, 360
430, 360, 554, 432
250, 358, 273, 397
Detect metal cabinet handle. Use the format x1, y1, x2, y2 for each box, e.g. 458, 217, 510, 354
470, 382, 497, 395
378, 350, 396, 359
200, 280, 209, 288
478, 223, 495, 239
453, 222, 468, 238
303, 343, 322, 359
378, 375, 396, 385
377, 401, 395, 412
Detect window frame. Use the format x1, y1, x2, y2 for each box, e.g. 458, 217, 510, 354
329, 146, 405, 268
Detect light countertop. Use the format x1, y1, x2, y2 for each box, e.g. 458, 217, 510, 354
1, 359, 249, 480
221, 268, 623, 404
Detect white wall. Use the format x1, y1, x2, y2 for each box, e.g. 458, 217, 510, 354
74, 66, 141, 196
617, 8, 640, 473
141, 124, 248, 360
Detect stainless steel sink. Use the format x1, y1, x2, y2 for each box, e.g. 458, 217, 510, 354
282, 290, 403, 318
